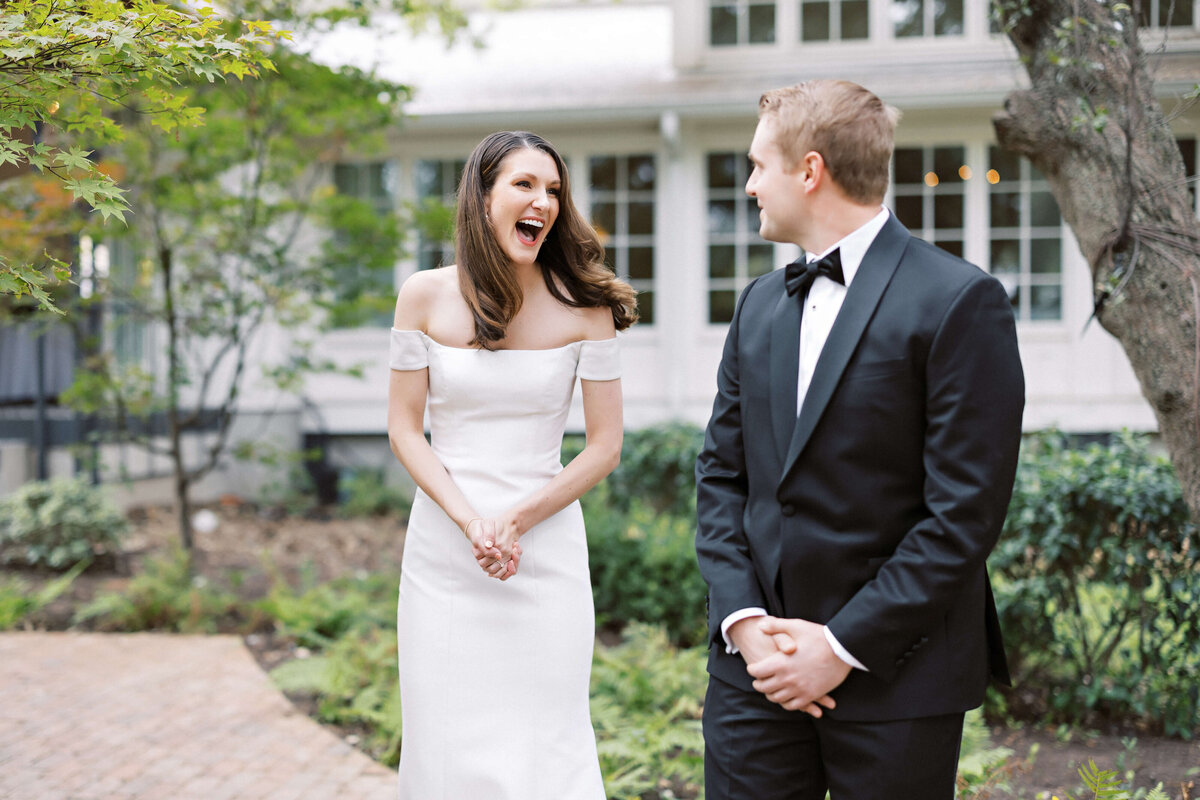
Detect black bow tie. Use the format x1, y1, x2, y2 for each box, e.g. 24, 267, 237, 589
784, 249, 845, 297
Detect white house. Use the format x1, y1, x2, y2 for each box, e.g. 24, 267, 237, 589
4, 0, 1198, 502
298, 0, 1197, 460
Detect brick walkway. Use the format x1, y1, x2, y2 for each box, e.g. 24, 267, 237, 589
0, 633, 396, 800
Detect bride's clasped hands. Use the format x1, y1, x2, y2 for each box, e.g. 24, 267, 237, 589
464, 516, 522, 580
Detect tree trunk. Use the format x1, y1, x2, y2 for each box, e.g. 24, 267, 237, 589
161, 244, 194, 550
993, 0, 1200, 521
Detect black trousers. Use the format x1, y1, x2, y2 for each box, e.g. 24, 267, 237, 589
703, 675, 965, 800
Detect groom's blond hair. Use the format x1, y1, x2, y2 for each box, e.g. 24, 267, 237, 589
759, 80, 900, 204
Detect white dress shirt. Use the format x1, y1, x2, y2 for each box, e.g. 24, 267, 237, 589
720, 207, 891, 671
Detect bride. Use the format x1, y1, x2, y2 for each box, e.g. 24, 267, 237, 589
387, 130, 638, 798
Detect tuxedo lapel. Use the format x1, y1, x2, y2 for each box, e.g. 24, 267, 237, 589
782, 216, 911, 478
768, 288, 801, 466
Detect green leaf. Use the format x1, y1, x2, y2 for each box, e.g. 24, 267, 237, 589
53, 146, 94, 171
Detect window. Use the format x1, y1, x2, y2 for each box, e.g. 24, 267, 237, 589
103, 238, 149, 369
707, 152, 774, 324
1140, 0, 1194, 27
800, 0, 868, 41
331, 161, 398, 326
892, 0, 963, 37
710, 0, 776, 46
1178, 136, 1197, 214
589, 154, 657, 325
987, 146, 1063, 322
414, 159, 464, 270
892, 146, 967, 258
334, 162, 393, 216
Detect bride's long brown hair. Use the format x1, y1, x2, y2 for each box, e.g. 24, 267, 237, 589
455, 131, 638, 349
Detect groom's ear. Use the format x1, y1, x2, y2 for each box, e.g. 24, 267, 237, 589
797, 151, 825, 194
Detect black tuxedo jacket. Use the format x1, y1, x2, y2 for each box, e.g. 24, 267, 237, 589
696, 215, 1025, 722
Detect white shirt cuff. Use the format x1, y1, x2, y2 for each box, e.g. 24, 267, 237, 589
824, 626, 868, 671
720, 607, 768, 654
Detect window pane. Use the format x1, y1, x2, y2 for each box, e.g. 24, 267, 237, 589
603, 248, 617, 272
416, 161, 441, 198
933, 146, 965, 182
1030, 239, 1061, 274
1030, 285, 1061, 320
709, 245, 736, 278
629, 247, 654, 280
710, 290, 737, 323
709, 200, 737, 234
894, 194, 924, 229
801, 1, 831, 41
894, 148, 924, 185
367, 164, 389, 198
1157, 0, 1194, 26
628, 155, 656, 191
708, 153, 738, 189
934, 0, 963, 35
744, 198, 761, 233
843, 0, 869, 38
936, 240, 963, 258
990, 192, 1021, 228
711, 5, 738, 45
1179, 137, 1197, 207
990, 240, 1020, 275
1030, 191, 1060, 227
590, 156, 617, 191
1179, 137, 1196, 178
933, 194, 962, 229
748, 244, 775, 277
988, 147, 1021, 182
893, 0, 923, 37
592, 203, 617, 239
419, 249, 442, 270
334, 163, 358, 195
749, 3, 777, 42
629, 202, 654, 236
1004, 283, 1021, 310
637, 291, 655, 325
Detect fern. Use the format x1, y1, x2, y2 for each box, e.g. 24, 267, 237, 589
1076, 758, 1129, 800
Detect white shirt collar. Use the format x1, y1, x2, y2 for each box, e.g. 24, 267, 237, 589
808, 207, 890, 288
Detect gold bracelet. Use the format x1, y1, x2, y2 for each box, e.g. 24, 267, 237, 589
462, 517, 483, 534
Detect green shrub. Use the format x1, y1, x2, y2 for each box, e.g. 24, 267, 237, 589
0, 559, 89, 630
338, 468, 412, 519
258, 570, 398, 649
584, 484, 707, 647
0, 478, 127, 569
73, 547, 243, 633
565, 421, 704, 517
271, 627, 404, 766
590, 623, 707, 799
991, 431, 1200, 737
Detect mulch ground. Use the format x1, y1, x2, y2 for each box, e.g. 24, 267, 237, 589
5, 501, 1199, 798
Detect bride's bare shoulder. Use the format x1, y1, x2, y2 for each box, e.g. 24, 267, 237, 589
393, 266, 460, 329
578, 304, 617, 341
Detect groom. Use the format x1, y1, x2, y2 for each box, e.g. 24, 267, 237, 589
695, 80, 1025, 799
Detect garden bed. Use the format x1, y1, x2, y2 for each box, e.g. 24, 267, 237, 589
4, 499, 1198, 798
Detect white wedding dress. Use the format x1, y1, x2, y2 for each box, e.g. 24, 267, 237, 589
389, 329, 617, 800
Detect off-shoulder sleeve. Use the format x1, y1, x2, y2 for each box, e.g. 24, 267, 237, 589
389, 329, 429, 371
577, 337, 621, 381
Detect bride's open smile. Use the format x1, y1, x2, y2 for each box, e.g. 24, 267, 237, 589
485, 148, 560, 266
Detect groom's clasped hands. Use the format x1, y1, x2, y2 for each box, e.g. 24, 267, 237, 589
730, 615, 850, 718
464, 516, 522, 581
